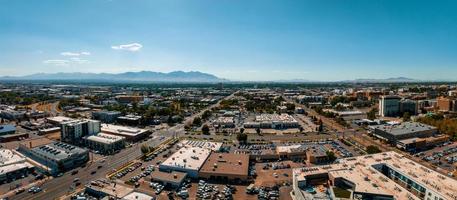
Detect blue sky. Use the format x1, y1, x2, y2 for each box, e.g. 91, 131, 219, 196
1, 0, 456, 81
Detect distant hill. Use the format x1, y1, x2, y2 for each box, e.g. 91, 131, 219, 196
342, 77, 418, 83
0, 71, 226, 83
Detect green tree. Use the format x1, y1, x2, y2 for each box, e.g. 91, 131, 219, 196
240, 128, 245, 134
202, 124, 210, 135
202, 110, 211, 120
326, 151, 337, 162
236, 133, 248, 144
366, 145, 381, 154
367, 108, 377, 120
192, 117, 202, 126
255, 128, 261, 135
402, 112, 411, 122
141, 144, 151, 155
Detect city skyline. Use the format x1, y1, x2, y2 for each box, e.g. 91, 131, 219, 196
1, 0, 457, 81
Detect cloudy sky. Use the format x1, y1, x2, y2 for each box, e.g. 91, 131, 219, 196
1, 0, 457, 81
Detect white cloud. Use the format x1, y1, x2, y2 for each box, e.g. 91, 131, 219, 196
69, 57, 90, 64
60, 51, 91, 56
43, 59, 70, 66
111, 43, 143, 52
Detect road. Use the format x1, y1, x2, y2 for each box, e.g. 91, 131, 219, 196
8, 93, 237, 200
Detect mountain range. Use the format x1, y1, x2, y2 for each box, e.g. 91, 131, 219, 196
0, 71, 426, 83
0, 71, 226, 83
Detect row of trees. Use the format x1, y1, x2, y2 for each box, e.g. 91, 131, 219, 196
417, 115, 457, 140
0, 91, 54, 105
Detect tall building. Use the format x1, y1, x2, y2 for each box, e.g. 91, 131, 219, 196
437, 97, 453, 112
379, 95, 401, 117
61, 119, 100, 145
399, 99, 418, 115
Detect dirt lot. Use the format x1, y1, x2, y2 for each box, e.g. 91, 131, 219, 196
43, 131, 61, 140
253, 161, 304, 187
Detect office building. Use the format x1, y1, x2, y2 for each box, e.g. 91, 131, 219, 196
291, 151, 457, 200
150, 171, 187, 188
369, 122, 437, 144
199, 153, 250, 182
159, 146, 212, 178
244, 114, 299, 129
437, 97, 454, 112
379, 95, 401, 117
92, 110, 121, 123
46, 116, 75, 126
61, 119, 100, 145
213, 117, 235, 128
116, 114, 142, 126
115, 95, 144, 104
101, 124, 149, 142
84, 133, 125, 155
396, 134, 450, 152
18, 141, 89, 175
400, 99, 418, 115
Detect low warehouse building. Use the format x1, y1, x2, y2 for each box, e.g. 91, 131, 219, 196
101, 124, 149, 142
369, 122, 438, 144
199, 153, 250, 182
150, 171, 187, 188
159, 146, 211, 178
18, 140, 89, 175
0, 149, 34, 183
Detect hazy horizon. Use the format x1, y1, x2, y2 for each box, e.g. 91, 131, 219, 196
1, 0, 457, 81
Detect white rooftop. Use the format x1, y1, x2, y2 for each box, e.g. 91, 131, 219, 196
180, 140, 222, 151
0, 149, 33, 175
101, 124, 148, 137
85, 133, 125, 144
294, 151, 457, 200
122, 192, 154, 200
161, 146, 211, 171
46, 116, 75, 123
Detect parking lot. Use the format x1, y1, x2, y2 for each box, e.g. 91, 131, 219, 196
414, 142, 457, 173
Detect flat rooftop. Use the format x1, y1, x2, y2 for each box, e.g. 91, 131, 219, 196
294, 151, 457, 200
46, 116, 75, 124
199, 153, 249, 176
255, 114, 297, 123
122, 192, 154, 200
179, 140, 222, 151
151, 170, 187, 184
19, 137, 53, 149
161, 146, 211, 171
85, 179, 133, 198
0, 149, 33, 175
370, 122, 437, 136
30, 142, 87, 162
0, 124, 16, 134
85, 133, 125, 144
101, 124, 148, 137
